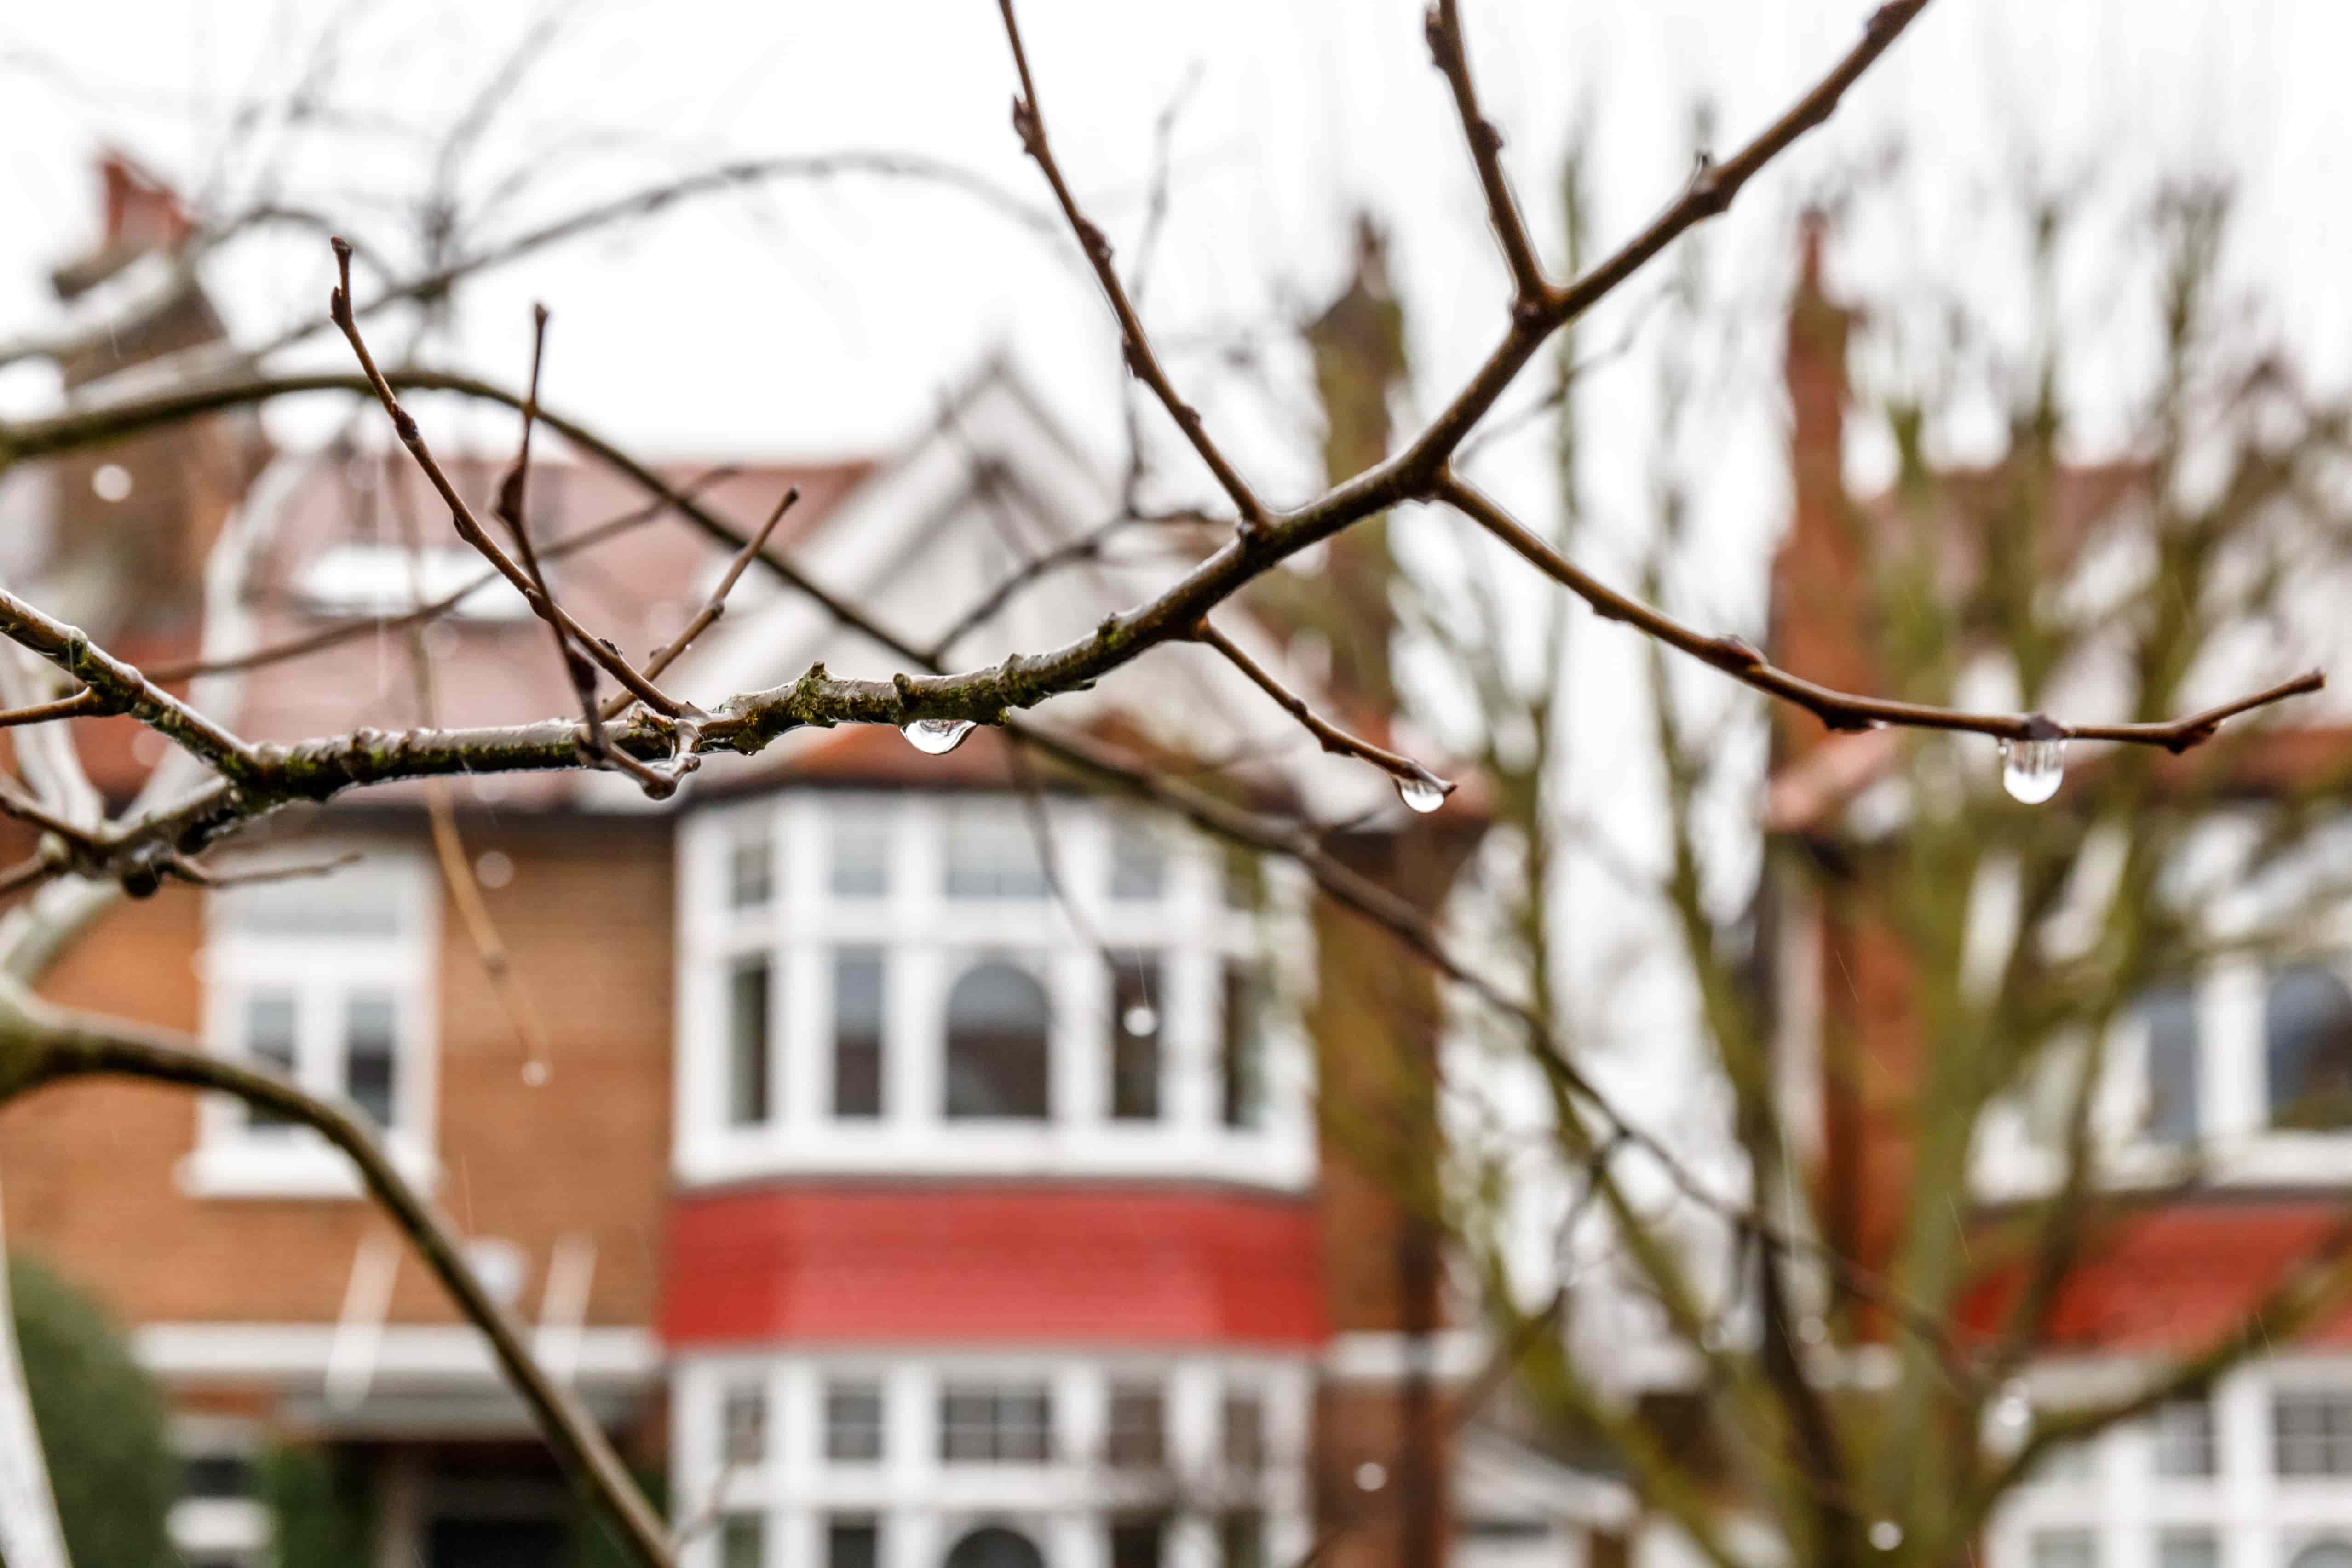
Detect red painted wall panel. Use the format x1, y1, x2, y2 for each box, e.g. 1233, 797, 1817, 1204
662, 1184, 1328, 1349
1961, 1199, 2352, 1351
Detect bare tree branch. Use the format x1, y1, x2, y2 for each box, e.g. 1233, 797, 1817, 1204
1196, 621, 1455, 802
996, 0, 1267, 530
1437, 471, 2324, 747
1425, 0, 1548, 309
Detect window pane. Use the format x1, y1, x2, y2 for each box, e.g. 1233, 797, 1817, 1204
825, 1382, 885, 1463
2141, 983, 2200, 1143
1110, 954, 1162, 1122
939, 1384, 1051, 1463
1110, 1515, 1166, 1568
944, 961, 1050, 1120
729, 836, 772, 909
181, 1452, 255, 1499
1221, 962, 1266, 1129
721, 1383, 766, 1465
1110, 818, 1166, 901
945, 808, 1048, 900
2266, 964, 2352, 1130
1222, 844, 1260, 911
344, 990, 397, 1130
2030, 1530, 2098, 1568
1221, 1393, 1265, 1472
999, 1388, 1052, 1461
828, 1520, 880, 1568
2158, 1532, 2218, 1568
2153, 1397, 2215, 1478
833, 951, 886, 1119
2276, 1391, 2352, 1476
1106, 1381, 1166, 1468
245, 991, 298, 1130
719, 1515, 763, 1568
728, 959, 772, 1126
1218, 1511, 1265, 1568
830, 808, 892, 899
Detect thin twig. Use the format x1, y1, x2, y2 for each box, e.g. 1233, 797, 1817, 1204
996, 0, 1266, 530
1437, 471, 2323, 747
0, 691, 102, 731
1197, 621, 1454, 802
0, 587, 256, 780
169, 850, 365, 888
148, 466, 742, 683
602, 484, 799, 718
325, 240, 684, 721
1425, 0, 1548, 308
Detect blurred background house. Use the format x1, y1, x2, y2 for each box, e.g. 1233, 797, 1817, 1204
0, 156, 1625, 1568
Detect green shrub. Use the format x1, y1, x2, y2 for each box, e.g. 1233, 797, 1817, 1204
11, 1253, 175, 1568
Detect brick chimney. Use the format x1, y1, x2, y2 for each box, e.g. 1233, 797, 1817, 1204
31, 153, 267, 793
1769, 212, 1872, 762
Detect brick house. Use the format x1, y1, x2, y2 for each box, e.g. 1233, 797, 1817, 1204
1766, 220, 2352, 1568
0, 159, 1625, 1568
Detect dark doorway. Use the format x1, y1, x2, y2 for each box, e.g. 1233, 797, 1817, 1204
428, 1515, 567, 1568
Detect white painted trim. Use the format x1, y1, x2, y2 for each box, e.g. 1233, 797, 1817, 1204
168, 1498, 271, 1558
1319, 1330, 1489, 1385
133, 1323, 661, 1386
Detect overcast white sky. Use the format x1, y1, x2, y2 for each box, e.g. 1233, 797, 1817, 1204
2, 0, 2343, 462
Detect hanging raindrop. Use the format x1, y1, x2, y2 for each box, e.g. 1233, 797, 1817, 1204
1869, 1521, 1903, 1552
901, 717, 976, 755
1998, 736, 2066, 804
1395, 773, 1450, 814
1992, 1384, 2031, 1430
1122, 1004, 1159, 1037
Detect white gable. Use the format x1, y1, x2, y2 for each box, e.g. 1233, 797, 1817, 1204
688, 360, 1399, 821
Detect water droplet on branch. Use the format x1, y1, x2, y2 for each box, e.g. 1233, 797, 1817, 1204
1121, 1004, 1159, 1037
521, 1060, 550, 1087
901, 718, 976, 755
1869, 1521, 1903, 1552
1998, 736, 2066, 804
1396, 773, 1450, 814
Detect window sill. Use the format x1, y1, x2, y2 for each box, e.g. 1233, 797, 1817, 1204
178, 1132, 435, 1200
1976, 1132, 2352, 1201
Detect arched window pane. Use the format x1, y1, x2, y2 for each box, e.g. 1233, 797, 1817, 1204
2265, 964, 2352, 1130
945, 960, 1051, 1119
946, 1526, 1047, 1568
2139, 983, 2200, 1143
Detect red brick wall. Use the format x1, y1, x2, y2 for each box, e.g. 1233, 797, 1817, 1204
0, 809, 675, 1333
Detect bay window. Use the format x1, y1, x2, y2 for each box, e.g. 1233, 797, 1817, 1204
677, 791, 1311, 1186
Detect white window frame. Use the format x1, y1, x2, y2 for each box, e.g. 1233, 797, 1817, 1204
671, 1350, 1315, 1568
183, 844, 438, 1200
1991, 1357, 2352, 1568
674, 790, 1314, 1189
1973, 813, 2352, 1200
